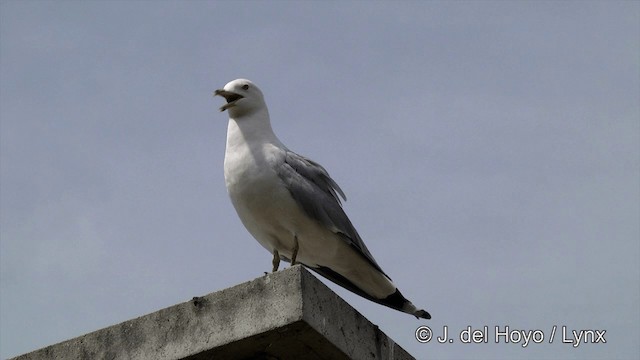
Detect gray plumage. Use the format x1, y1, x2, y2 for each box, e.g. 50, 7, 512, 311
277, 151, 385, 274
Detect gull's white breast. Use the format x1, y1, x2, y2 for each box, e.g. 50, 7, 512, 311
223, 119, 300, 258
223, 116, 396, 299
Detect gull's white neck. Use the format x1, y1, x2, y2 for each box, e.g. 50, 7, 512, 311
225, 107, 284, 156
224, 106, 285, 196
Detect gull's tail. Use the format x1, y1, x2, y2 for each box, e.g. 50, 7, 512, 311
310, 265, 431, 320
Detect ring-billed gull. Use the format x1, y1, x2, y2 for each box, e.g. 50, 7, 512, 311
215, 78, 431, 319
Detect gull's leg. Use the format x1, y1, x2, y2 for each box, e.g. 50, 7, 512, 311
290, 235, 299, 266
272, 249, 280, 273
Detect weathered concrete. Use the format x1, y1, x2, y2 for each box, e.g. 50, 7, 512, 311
11, 265, 415, 360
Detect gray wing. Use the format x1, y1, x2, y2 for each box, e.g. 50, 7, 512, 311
276, 150, 388, 277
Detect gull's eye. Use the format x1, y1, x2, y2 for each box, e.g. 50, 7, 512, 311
242, 84, 249, 90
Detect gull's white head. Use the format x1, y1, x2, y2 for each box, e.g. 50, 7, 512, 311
214, 79, 266, 118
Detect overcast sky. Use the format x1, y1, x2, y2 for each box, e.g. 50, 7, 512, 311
1, 1, 638, 359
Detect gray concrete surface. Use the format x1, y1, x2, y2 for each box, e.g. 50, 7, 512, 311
10, 265, 415, 360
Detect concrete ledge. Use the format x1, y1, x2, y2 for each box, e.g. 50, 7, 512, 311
11, 265, 415, 360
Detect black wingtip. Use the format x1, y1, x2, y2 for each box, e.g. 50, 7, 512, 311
414, 309, 432, 320
384, 289, 432, 320
310, 266, 432, 319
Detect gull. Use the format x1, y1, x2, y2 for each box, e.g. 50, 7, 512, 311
215, 78, 431, 319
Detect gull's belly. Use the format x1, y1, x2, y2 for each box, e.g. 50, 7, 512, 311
230, 181, 298, 252
226, 163, 337, 264
228, 173, 395, 298
224, 147, 303, 256
224, 145, 395, 299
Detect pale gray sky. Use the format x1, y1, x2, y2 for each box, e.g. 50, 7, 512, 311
1, 1, 638, 359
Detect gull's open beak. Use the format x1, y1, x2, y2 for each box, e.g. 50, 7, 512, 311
214, 89, 244, 112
